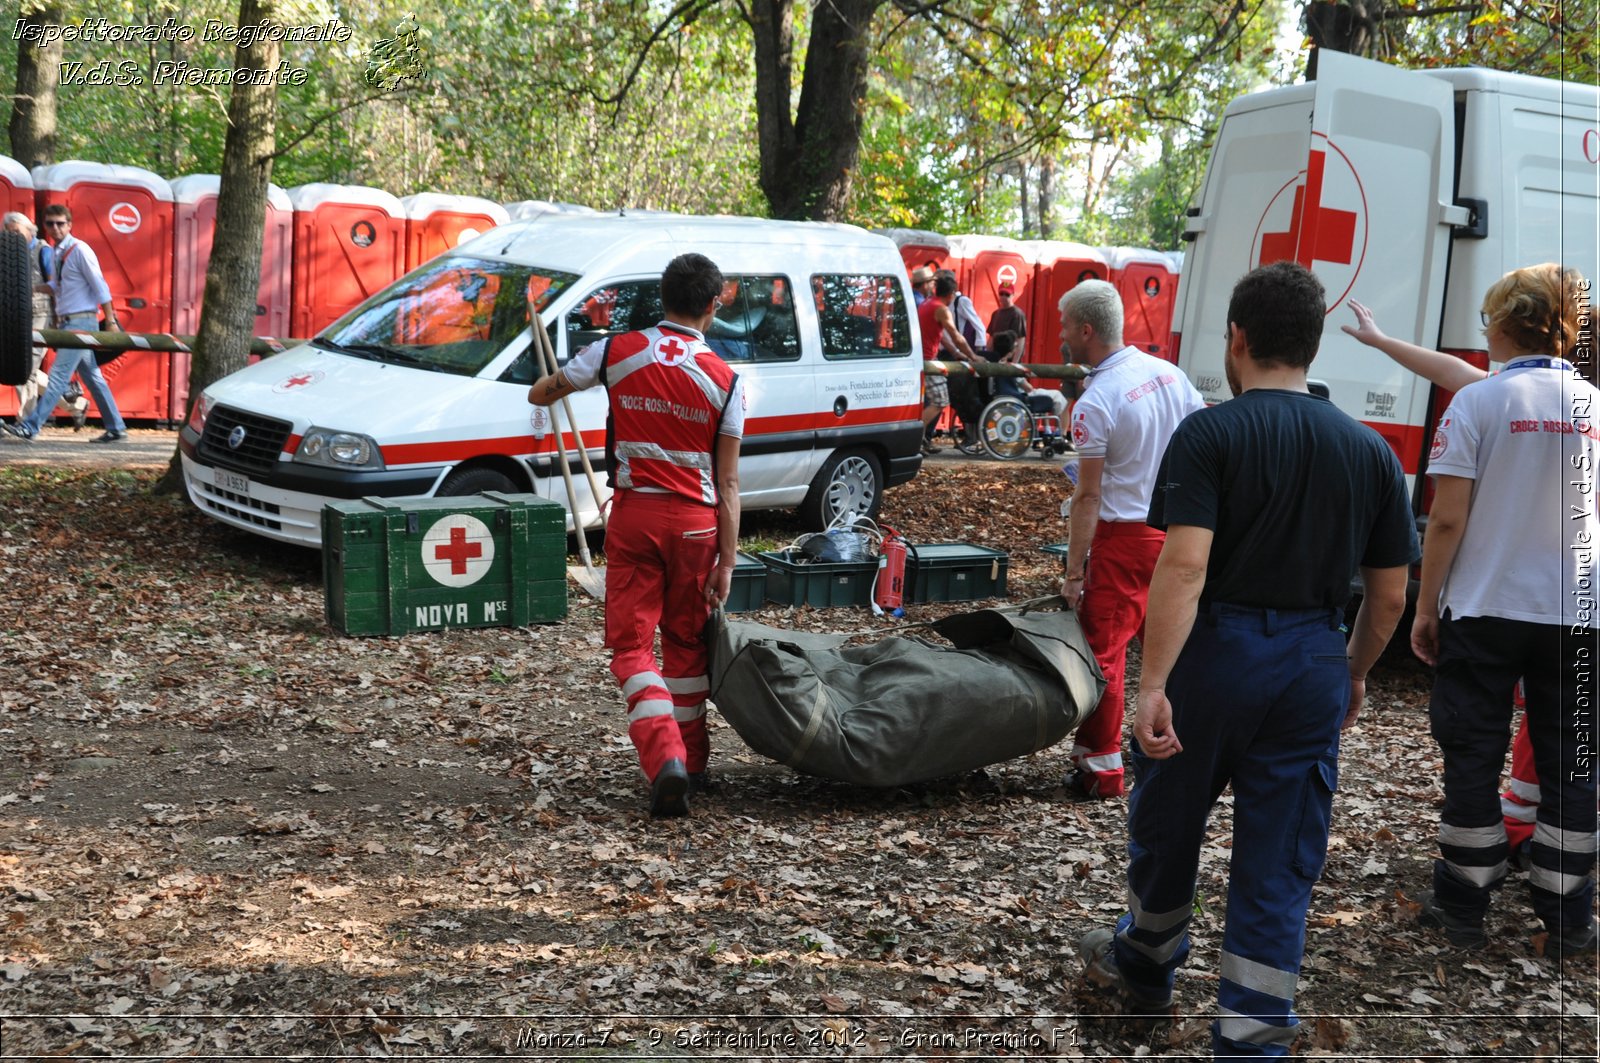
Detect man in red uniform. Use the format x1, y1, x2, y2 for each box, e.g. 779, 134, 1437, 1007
529, 253, 745, 818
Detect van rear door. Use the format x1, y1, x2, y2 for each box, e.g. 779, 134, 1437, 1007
1179, 53, 1456, 491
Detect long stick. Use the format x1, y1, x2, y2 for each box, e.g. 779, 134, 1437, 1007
529, 322, 604, 598
532, 322, 609, 527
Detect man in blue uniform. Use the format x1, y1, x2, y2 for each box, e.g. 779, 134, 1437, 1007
1079, 261, 1418, 1058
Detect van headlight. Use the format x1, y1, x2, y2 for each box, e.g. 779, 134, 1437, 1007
295, 428, 385, 469
185, 392, 214, 434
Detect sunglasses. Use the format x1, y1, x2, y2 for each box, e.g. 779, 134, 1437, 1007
43, 220, 68, 227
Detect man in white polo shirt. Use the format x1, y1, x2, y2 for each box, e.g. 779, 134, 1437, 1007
1058, 280, 1203, 799
4, 204, 127, 443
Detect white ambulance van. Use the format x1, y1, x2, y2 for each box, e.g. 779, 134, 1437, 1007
178, 213, 925, 546
1174, 52, 1597, 513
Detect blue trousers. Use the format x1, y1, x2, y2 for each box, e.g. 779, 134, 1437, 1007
21, 312, 125, 435
1430, 614, 1597, 935
1114, 604, 1348, 1058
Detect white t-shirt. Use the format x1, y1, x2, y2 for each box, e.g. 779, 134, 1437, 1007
1070, 346, 1205, 522
1427, 356, 1599, 627
565, 323, 747, 437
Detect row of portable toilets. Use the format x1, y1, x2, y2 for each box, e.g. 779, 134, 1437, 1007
0, 156, 1182, 425
877, 228, 1183, 369
0, 156, 570, 423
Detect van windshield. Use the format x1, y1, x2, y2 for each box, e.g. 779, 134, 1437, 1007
320, 257, 578, 377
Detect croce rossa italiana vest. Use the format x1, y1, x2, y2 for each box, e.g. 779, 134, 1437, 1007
598, 325, 738, 505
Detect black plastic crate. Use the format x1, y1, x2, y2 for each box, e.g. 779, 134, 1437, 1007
759, 548, 877, 608
906, 543, 1009, 603
725, 552, 769, 612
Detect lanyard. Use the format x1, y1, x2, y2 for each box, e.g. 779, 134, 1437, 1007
1503, 357, 1576, 372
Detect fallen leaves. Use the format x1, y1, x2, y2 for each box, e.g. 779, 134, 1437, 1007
0, 464, 1595, 1060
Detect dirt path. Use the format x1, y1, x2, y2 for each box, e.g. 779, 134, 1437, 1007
0, 459, 1594, 1060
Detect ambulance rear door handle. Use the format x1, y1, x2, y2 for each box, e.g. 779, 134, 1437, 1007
1182, 212, 1206, 242
1446, 197, 1488, 239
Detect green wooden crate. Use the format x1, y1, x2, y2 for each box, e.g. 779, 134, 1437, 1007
906, 543, 1009, 603
759, 548, 877, 608
323, 491, 568, 636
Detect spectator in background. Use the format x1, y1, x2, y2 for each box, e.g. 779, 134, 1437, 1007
4, 212, 50, 421
911, 266, 934, 307
988, 284, 1027, 353
918, 272, 978, 455
938, 269, 987, 357
4, 205, 126, 443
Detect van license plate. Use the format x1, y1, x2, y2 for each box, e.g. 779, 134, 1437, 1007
213, 469, 250, 495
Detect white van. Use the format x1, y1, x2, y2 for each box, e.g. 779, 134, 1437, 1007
1174, 53, 1597, 509
178, 213, 925, 546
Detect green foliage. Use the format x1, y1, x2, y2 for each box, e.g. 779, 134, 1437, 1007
4, 0, 1590, 238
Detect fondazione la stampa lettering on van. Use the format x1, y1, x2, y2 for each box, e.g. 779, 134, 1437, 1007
13, 16, 351, 48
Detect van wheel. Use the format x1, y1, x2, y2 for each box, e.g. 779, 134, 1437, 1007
438, 466, 518, 496
0, 230, 34, 388
801, 449, 882, 530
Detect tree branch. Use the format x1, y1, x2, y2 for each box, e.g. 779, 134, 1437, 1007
266, 86, 419, 161
586, 0, 723, 109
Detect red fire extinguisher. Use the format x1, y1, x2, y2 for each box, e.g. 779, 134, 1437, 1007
875, 526, 908, 612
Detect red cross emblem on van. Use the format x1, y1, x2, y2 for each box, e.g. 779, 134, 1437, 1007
1251, 136, 1368, 311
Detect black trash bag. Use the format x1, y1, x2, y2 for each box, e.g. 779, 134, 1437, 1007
706, 601, 1105, 787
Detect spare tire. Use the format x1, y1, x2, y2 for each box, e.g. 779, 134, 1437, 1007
0, 229, 33, 387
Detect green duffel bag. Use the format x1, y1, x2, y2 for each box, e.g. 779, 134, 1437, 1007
706, 599, 1105, 787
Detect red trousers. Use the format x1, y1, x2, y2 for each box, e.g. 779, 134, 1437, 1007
604, 491, 718, 781
1500, 684, 1538, 849
1073, 521, 1166, 798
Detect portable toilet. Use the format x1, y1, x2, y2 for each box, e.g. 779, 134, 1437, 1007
169, 175, 295, 420
0, 155, 33, 220
876, 228, 955, 282
1027, 240, 1110, 367
1103, 246, 1179, 360
946, 234, 1033, 349
288, 183, 405, 337
401, 193, 509, 270
33, 160, 175, 422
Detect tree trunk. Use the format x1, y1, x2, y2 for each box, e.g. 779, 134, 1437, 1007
154, 0, 280, 495
1303, 0, 1387, 78
1017, 162, 1032, 237
750, 0, 882, 220
1038, 157, 1055, 240
8, 4, 63, 168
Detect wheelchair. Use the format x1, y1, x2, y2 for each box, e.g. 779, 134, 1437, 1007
947, 374, 1072, 461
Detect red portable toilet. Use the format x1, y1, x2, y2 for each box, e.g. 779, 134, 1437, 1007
1028, 240, 1109, 368
947, 234, 1032, 349
876, 227, 954, 282
33, 160, 175, 422
401, 193, 510, 270
0, 155, 33, 220
168, 175, 295, 420
288, 183, 405, 338
1103, 246, 1179, 360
